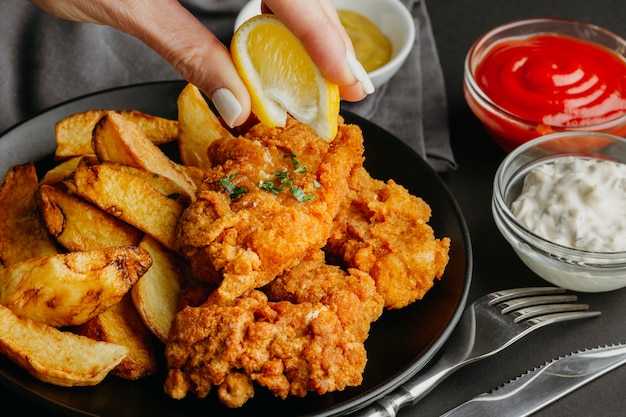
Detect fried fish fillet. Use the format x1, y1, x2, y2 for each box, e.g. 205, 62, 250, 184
164, 289, 369, 407
176, 117, 364, 303
326, 166, 450, 309
264, 249, 384, 341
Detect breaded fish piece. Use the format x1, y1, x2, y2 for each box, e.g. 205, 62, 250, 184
326, 166, 450, 309
264, 250, 384, 341
176, 117, 364, 303
164, 290, 368, 407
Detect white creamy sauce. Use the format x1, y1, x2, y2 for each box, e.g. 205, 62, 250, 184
511, 156, 626, 252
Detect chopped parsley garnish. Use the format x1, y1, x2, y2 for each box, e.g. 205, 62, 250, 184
260, 180, 283, 194
275, 171, 291, 186
220, 173, 247, 199
290, 186, 314, 202
290, 153, 299, 168
256, 154, 318, 202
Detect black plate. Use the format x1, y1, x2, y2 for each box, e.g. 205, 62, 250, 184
0, 81, 472, 417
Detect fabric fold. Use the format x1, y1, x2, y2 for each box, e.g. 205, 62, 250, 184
343, 0, 456, 172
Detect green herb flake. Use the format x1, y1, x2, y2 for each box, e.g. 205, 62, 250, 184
290, 153, 299, 168
260, 180, 283, 194
313, 180, 322, 189
290, 153, 308, 174
275, 171, 292, 186
290, 186, 314, 202
220, 173, 248, 199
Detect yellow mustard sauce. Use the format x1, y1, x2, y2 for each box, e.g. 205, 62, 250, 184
338, 9, 392, 72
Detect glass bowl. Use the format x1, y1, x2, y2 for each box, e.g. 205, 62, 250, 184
492, 131, 626, 292
465, 18, 626, 152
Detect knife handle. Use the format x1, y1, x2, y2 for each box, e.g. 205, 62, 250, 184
348, 365, 457, 417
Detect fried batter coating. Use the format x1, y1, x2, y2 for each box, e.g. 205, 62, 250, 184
176, 117, 364, 303
264, 250, 384, 341
326, 166, 450, 309
164, 290, 368, 407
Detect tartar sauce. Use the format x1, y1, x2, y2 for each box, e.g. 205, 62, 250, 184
511, 156, 626, 252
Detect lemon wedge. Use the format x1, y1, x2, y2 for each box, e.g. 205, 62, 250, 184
231, 14, 340, 141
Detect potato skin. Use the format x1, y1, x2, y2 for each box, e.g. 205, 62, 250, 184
37, 183, 144, 252
73, 293, 158, 380
0, 162, 59, 267
0, 246, 152, 327
0, 303, 128, 387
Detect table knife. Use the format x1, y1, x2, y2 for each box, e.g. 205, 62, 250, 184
439, 343, 626, 417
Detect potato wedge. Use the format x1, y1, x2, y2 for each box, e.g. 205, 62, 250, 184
177, 83, 234, 169
184, 164, 208, 189
102, 161, 192, 206
73, 293, 157, 380
65, 163, 185, 250
54, 110, 178, 160
37, 184, 144, 251
132, 236, 184, 342
92, 111, 196, 202
40, 155, 100, 185
0, 163, 59, 267
0, 303, 128, 387
0, 246, 152, 327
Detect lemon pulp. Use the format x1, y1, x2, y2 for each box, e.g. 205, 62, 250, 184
231, 15, 339, 141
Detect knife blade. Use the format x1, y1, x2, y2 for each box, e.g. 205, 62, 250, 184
439, 343, 626, 417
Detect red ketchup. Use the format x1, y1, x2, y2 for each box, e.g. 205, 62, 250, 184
467, 33, 626, 151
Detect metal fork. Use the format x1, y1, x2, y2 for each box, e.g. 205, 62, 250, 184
349, 287, 601, 417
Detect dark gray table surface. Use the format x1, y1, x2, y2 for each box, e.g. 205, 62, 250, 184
421, 1, 626, 416
2, 0, 625, 416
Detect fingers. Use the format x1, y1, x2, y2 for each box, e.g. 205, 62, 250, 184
116, 0, 251, 126
29, 0, 251, 127
28, 0, 372, 126
263, 0, 375, 101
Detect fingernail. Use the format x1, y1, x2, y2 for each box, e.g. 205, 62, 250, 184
346, 50, 375, 95
212, 88, 242, 127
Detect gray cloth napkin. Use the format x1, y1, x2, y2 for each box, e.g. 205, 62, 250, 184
0, 0, 455, 172
342, 0, 456, 172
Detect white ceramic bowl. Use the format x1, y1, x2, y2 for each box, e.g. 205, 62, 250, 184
492, 131, 626, 292
234, 0, 415, 90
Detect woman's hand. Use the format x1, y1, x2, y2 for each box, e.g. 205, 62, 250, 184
28, 0, 374, 127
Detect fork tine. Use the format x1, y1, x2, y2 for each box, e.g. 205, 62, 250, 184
488, 286, 566, 305
513, 303, 592, 322
499, 294, 578, 313
526, 309, 602, 326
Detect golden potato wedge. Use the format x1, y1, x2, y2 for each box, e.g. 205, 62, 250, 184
65, 163, 185, 250
37, 184, 144, 251
0, 246, 152, 327
177, 83, 234, 169
40, 155, 99, 185
54, 110, 178, 160
101, 161, 192, 206
0, 163, 59, 267
132, 236, 184, 342
184, 164, 208, 189
92, 111, 196, 202
0, 303, 128, 387
73, 293, 157, 380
